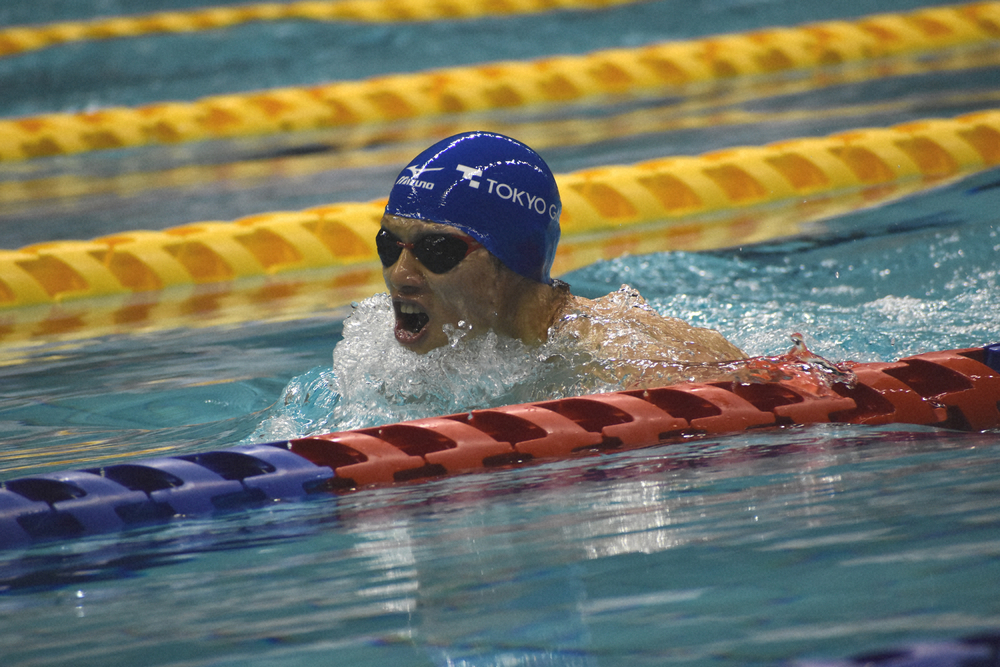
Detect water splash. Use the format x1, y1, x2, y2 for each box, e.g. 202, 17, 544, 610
246, 294, 621, 440
729, 332, 857, 397
247, 290, 858, 441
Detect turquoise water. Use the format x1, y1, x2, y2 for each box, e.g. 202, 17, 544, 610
1, 0, 1000, 665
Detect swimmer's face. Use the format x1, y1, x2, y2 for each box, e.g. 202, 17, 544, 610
379, 214, 515, 354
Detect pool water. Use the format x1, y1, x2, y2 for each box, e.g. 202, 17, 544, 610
3, 426, 1000, 667
1, 0, 999, 665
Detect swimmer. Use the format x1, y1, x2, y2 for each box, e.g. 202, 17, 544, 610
379, 131, 746, 387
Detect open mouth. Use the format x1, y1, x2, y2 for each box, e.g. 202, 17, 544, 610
394, 301, 430, 343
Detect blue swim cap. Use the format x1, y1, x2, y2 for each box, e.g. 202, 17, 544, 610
384, 131, 561, 284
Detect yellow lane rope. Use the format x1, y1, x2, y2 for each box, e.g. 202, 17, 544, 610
5, 84, 1000, 217
0, 164, 972, 353
2, 2, 998, 162
2, 109, 997, 312
0, 0, 650, 59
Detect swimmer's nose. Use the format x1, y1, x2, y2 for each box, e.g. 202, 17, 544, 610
385, 246, 425, 289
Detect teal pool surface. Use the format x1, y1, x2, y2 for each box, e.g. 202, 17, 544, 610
1, 1, 999, 665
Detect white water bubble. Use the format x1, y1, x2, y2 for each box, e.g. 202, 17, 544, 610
246, 293, 613, 440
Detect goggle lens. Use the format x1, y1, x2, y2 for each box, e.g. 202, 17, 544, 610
376, 228, 481, 274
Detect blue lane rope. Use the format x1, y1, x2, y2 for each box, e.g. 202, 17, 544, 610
985, 343, 1000, 374
788, 632, 1000, 667
0, 444, 332, 547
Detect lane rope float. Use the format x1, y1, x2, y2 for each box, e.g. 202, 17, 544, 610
0, 171, 954, 350
1, 343, 998, 547
2, 109, 998, 310
790, 633, 1000, 667
0, 0, 651, 59
5, 86, 1000, 220
1, 2, 998, 161
0, 167, 953, 351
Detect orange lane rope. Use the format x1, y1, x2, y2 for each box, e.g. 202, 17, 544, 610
290, 345, 1000, 490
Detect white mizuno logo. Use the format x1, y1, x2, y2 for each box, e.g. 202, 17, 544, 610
396, 165, 443, 190
405, 166, 444, 179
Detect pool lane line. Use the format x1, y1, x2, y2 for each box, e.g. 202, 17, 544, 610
1, 1, 998, 162
1, 108, 998, 313
0, 171, 956, 351
0, 0, 651, 59
6, 85, 1000, 219
1, 344, 998, 547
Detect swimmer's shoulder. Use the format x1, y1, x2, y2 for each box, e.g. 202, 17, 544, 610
556, 285, 745, 361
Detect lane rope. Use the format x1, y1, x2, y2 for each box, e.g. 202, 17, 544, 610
0, 174, 953, 350
6, 85, 1000, 217
2, 344, 998, 546
1, 2, 998, 162
1, 109, 998, 310
0, 0, 651, 59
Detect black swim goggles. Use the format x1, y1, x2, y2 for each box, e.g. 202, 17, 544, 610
376, 228, 482, 274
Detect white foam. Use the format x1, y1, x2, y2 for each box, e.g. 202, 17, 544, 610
247, 293, 617, 440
